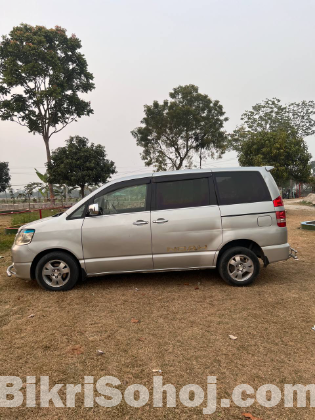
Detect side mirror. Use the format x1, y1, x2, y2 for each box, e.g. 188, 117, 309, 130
88, 203, 100, 216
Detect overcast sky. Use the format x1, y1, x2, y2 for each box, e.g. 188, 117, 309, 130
1, 0, 315, 189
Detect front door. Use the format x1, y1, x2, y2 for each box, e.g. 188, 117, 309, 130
82, 182, 153, 275
151, 176, 222, 269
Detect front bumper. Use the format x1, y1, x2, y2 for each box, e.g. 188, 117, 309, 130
7, 262, 32, 279
262, 243, 298, 264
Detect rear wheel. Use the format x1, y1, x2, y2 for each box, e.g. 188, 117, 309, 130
35, 251, 80, 291
218, 247, 260, 286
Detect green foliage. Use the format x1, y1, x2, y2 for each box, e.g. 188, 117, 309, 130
0, 162, 10, 193
23, 182, 42, 198
0, 229, 14, 252
239, 98, 315, 138
12, 208, 61, 226
8, 185, 15, 203
47, 136, 116, 197
131, 84, 228, 170
0, 24, 95, 137
237, 130, 312, 184
35, 168, 48, 183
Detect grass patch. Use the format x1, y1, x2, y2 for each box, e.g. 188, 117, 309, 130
0, 232, 14, 252
11, 208, 63, 226
0, 215, 14, 252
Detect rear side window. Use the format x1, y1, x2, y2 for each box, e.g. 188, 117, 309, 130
214, 171, 271, 205
155, 178, 210, 210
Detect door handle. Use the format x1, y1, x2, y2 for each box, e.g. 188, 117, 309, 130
133, 220, 149, 226
153, 218, 168, 224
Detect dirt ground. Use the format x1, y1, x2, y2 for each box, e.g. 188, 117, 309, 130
0, 205, 315, 419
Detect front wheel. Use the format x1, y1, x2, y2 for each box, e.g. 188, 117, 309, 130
218, 247, 260, 286
35, 251, 80, 291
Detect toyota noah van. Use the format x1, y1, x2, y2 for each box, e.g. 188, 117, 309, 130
7, 167, 297, 291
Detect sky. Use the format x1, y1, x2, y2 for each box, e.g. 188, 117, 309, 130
1, 0, 315, 190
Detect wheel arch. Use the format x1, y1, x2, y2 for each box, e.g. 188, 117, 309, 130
215, 239, 267, 266
30, 248, 85, 280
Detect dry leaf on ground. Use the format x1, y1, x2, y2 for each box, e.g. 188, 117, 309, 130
242, 413, 263, 420
68, 345, 84, 355
229, 335, 237, 340
131, 318, 140, 323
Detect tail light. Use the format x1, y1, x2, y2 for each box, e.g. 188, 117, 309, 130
276, 210, 286, 227
273, 195, 286, 226
273, 195, 284, 207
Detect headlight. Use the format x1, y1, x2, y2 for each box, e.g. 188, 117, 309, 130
15, 229, 35, 246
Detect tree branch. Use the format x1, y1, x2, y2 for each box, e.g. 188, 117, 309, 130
49, 117, 77, 138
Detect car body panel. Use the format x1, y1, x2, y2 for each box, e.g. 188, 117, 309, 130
82, 211, 153, 274
151, 205, 222, 269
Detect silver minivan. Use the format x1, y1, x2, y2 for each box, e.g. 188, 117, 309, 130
7, 167, 297, 291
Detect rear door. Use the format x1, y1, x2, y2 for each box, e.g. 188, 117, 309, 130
151, 174, 222, 270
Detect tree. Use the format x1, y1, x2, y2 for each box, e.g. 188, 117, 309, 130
0, 24, 95, 200
22, 182, 42, 209
131, 84, 228, 171
8, 185, 15, 204
239, 98, 315, 138
0, 162, 10, 193
47, 136, 116, 198
236, 130, 312, 185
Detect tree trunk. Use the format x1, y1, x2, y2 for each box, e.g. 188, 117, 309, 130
80, 185, 85, 198
43, 135, 55, 204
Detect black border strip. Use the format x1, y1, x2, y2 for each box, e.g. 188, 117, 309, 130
152, 172, 212, 183
222, 211, 275, 218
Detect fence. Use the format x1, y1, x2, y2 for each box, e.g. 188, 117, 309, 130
0, 201, 75, 212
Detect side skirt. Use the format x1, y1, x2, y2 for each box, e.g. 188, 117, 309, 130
86, 265, 216, 277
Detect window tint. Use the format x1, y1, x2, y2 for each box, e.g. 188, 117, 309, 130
214, 171, 271, 205
94, 184, 147, 214
156, 178, 210, 210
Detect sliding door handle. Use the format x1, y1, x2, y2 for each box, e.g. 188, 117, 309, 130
153, 218, 168, 224
133, 220, 149, 226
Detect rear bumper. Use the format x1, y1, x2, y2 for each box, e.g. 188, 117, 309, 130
7, 262, 31, 279
262, 243, 291, 264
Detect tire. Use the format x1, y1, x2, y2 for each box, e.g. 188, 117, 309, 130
35, 251, 80, 291
218, 246, 260, 286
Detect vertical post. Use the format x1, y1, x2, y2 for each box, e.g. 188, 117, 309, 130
299, 183, 301, 198
39, 209, 42, 219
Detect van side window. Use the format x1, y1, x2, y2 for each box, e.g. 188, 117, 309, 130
94, 184, 147, 214
155, 178, 210, 210
214, 171, 271, 205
